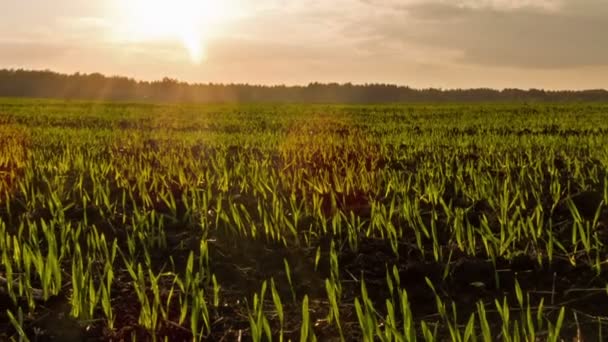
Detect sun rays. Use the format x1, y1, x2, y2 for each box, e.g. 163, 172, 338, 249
113, 0, 242, 63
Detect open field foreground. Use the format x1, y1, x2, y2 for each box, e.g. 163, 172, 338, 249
1, 99, 608, 341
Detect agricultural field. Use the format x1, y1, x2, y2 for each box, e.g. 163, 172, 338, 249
1, 99, 608, 341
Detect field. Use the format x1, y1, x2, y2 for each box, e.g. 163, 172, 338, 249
0, 99, 607, 341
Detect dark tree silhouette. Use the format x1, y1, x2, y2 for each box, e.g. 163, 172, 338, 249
0, 69, 606, 103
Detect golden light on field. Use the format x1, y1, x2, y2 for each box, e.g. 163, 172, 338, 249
114, 0, 240, 63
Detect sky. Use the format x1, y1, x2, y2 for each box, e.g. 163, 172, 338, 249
0, 0, 607, 89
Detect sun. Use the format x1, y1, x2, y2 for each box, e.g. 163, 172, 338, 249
115, 0, 238, 63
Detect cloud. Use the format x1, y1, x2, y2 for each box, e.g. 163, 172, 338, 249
0, 41, 72, 64
359, 0, 560, 12
354, 0, 608, 69
448, 0, 560, 11
0, 0, 606, 88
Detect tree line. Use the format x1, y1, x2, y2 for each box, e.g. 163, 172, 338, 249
1, 69, 607, 103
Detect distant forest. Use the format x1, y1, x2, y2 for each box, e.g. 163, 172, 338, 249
1, 69, 607, 103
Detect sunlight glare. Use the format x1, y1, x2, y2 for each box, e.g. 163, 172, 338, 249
116, 0, 240, 63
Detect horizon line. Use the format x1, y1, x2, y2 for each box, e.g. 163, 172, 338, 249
3, 68, 607, 93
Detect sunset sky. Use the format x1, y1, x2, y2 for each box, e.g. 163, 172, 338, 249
1, 0, 606, 89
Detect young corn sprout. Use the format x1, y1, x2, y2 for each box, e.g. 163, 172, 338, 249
0, 101, 606, 340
